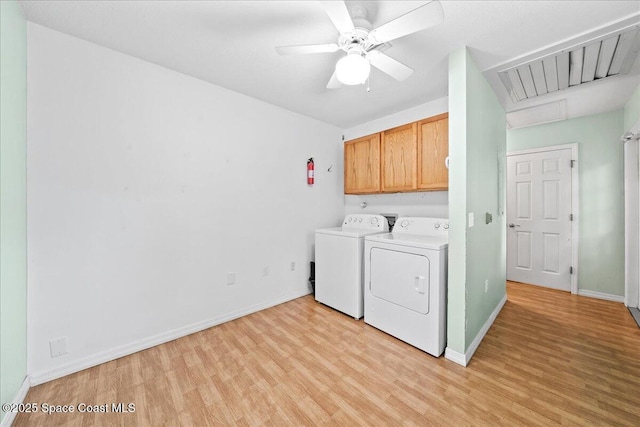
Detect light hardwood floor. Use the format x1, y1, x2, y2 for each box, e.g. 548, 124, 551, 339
14, 282, 640, 426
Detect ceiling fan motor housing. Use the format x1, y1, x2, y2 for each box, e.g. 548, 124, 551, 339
338, 27, 373, 54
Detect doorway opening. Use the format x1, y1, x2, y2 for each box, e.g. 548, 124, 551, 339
506, 143, 578, 294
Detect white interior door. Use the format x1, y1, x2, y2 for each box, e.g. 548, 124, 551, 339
507, 148, 573, 291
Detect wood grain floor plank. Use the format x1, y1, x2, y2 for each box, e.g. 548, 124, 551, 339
14, 281, 640, 426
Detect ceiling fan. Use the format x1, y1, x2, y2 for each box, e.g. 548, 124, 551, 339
275, 1, 444, 89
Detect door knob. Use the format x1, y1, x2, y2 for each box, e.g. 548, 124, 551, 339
508, 223, 520, 228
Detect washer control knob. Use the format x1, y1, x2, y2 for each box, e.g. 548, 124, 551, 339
434, 223, 441, 229
444, 223, 450, 230
371, 217, 378, 225
400, 220, 409, 228
358, 218, 363, 223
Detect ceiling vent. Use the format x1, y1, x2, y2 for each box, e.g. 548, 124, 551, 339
506, 100, 567, 130
499, 26, 640, 103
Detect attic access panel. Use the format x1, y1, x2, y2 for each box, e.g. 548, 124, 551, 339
499, 26, 640, 103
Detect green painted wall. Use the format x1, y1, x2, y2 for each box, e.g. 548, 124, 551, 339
448, 48, 507, 355
507, 110, 625, 296
462, 50, 507, 351
624, 84, 640, 131
447, 49, 467, 355
0, 0, 28, 420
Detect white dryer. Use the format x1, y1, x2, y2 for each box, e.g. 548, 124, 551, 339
364, 217, 448, 357
315, 214, 388, 319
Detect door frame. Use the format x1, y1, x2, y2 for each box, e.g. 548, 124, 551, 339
507, 143, 579, 295
623, 121, 640, 308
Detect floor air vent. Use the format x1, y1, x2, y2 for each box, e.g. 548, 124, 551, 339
499, 26, 640, 103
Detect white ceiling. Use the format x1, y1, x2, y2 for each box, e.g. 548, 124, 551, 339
18, 0, 640, 128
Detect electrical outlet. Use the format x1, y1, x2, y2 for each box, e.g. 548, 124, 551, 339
290, 262, 296, 271
484, 279, 489, 293
49, 337, 67, 358
262, 267, 269, 276
226, 272, 236, 286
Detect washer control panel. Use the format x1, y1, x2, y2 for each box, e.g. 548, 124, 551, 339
343, 214, 389, 231
394, 217, 449, 236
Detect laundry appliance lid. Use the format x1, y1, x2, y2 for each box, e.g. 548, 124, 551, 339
365, 233, 448, 250
315, 227, 388, 238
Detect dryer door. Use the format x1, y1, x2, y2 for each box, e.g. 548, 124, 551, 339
369, 248, 430, 314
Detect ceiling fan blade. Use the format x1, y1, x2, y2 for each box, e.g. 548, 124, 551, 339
368, 1, 444, 44
320, 1, 354, 34
327, 70, 342, 89
368, 50, 414, 81
276, 43, 340, 55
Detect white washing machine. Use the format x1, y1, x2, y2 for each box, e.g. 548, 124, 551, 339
364, 217, 448, 357
315, 214, 388, 319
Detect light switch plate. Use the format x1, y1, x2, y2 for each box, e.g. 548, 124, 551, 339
468, 212, 474, 227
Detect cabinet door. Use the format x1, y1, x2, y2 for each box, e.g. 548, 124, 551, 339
381, 123, 417, 192
418, 114, 448, 190
344, 133, 380, 194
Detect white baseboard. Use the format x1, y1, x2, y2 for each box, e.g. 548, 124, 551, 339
1, 376, 31, 427
464, 294, 507, 364
29, 288, 311, 386
443, 347, 466, 366
578, 289, 624, 303
445, 293, 507, 367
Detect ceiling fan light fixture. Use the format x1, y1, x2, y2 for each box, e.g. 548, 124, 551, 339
335, 51, 370, 85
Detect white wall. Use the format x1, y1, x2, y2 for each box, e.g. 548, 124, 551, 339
343, 97, 449, 218
27, 23, 344, 382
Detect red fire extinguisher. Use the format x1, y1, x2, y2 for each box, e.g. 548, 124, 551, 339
307, 158, 315, 185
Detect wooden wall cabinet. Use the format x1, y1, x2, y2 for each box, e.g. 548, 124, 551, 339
344, 113, 448, 194
417, 113, 449, 191
381, 123, 417, 192
344, 133, 381, 194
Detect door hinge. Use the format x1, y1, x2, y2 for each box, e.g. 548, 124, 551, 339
570, 160, 575, 168
570, 213, 573, 221
570, 266, 573, 274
